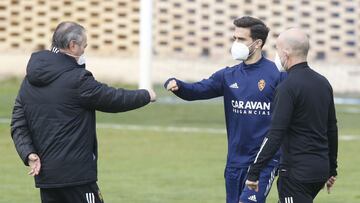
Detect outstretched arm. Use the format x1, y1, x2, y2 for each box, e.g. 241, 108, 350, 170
164, 69, 225, 101
79, 70, 155, 112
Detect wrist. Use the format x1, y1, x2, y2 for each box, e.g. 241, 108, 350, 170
25, 152, 37, 165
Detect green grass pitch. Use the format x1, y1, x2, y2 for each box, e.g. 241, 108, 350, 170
0, 79, 359, 202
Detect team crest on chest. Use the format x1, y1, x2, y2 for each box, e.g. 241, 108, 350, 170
258, 79, 266, 91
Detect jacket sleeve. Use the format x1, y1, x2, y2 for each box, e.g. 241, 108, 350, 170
164, 69, 224, 101
327, 89, 338, 177
10, 94, 36, 166
78, 70, 151, 112
247, 86, 294, 181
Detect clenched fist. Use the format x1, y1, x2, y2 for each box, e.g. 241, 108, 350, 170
166, 79, 179, 92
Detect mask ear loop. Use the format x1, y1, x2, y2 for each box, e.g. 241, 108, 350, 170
61, 40, 83, 58
282, 53, 289, 71
247, 40, 260, 58
63, 52, 81, 58
279, 48, 290, 71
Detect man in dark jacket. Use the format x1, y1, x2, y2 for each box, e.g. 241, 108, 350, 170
11, 21, 156, 203
245, 28, 338, 203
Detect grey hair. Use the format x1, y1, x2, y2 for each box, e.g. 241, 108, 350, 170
51, 21, 86, 49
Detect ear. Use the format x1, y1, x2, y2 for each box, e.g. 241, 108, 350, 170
283, 49, 290, 56
255, 39, 263, 49
68, 40, 77, 51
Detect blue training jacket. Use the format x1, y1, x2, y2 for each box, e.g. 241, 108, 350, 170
165, 57, 284, 168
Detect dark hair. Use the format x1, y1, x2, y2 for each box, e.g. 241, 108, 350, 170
233, 16, 269, 47
51, 21, 86, 49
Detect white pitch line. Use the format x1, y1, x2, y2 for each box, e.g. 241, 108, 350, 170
338, 135, 360, 141
0, 118, 10, 123
1, 118, 359, 141
96, 123, 225, 134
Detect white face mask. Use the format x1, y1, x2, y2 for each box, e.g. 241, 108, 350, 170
274, 52, 287, 72
231, 41, 249, 61
65, 52, 86, 65
77, 54, 86, 65
231, 41, 257, 61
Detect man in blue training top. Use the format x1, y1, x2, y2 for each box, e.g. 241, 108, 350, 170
164, 16, 283, 203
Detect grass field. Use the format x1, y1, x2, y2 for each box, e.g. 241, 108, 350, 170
0, 79, 360, 203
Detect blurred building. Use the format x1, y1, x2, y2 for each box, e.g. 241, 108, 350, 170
0, 0, 359, 63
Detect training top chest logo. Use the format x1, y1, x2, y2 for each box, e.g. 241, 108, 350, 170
229, 82, 239, 89
258, 79, 266, 91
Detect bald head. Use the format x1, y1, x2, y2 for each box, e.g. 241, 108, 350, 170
277, 28, 310, 60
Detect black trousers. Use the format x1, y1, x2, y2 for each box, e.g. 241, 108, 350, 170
277, 176, 325, 203
40, 182, 104, 203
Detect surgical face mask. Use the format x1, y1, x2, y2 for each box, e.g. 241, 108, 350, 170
274, 52, 287, 72
77, 54, 86, 65
231, 41, 257, 61
65, 52, 86, 65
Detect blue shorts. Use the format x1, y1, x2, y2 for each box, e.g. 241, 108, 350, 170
224, 163, 278, 203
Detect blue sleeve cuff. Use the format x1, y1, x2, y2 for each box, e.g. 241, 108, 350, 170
164, 78, 178, 89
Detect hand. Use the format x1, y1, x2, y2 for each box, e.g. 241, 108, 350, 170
245, 179, 259, 192
147, 89, 157, 102
166, 79, 179, 92
28, 153, 41, 176
326, 176, 336, 194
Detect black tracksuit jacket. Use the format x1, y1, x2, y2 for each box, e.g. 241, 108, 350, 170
11, 50, 150, 188
247, 62, 338, 183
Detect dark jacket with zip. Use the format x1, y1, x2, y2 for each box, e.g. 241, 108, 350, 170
11, 50, 151, 188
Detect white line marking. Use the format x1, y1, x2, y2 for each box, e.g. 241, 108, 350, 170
96, 123, 225, 134
334, 98, 360, 105
338, 135, 359, 141
0, 118, 10, 123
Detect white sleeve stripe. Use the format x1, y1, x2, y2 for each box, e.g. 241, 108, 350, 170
86, 193, 95, 203
51, 47, 60, 53
254, 137, 268, 163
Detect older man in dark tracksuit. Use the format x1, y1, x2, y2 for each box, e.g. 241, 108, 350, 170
11, 21, 156, 203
